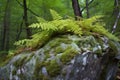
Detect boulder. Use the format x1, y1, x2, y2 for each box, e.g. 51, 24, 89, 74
0, 35, 120, 80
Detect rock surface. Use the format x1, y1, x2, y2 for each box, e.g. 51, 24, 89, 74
0, 35, 120, 80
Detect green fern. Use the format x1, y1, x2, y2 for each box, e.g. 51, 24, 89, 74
50, 9, 62, 20
14, 31, 52, 48
14, 9, 119, 49
79, 16, 119, 41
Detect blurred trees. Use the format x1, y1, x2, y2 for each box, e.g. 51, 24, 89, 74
1, 0, 11, 51
0, 0, 119, 53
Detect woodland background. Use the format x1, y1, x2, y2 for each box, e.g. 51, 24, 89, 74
0, 0, 120, 54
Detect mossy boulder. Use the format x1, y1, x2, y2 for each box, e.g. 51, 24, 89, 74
0, 34, 120, 80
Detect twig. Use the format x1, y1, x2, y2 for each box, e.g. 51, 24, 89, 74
16, 0, 39, 17
81, 0, 94, 12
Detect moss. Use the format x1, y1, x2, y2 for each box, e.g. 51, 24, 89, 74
48, 38, 61, 48
48, 37, 72, 48
60, 47, 78, 64
24, 54, 34, 63
44, 53, 51, 60
108, 40, 118, 54
54, 46, 64, 55
33, 60, 44, 79
0, 56, 12, 67
46, 60, 61, 77
13, 55, 27, 67
12, 69, 16, 75
37, 73, 49, 80
96, 38, 104, 49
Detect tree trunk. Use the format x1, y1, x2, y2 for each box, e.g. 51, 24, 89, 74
86, 0, 90, 18
71, 0, 82, 20
23, 0, 31, 39
1, 0, 11, 51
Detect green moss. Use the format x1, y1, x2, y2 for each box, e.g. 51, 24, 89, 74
37, 73, 49, 80
24, 54, 34, 63
60, 47, 78, 64
0, 56, 12, 67
44, 53, 51, 60
48, 37, 72, 48
12, 69, 16, 75
108, 40, 119, 54
48, 38, 61, 48
13, 55, 27, 67
33, 59, 44, 79
96, 38, 104, 49
54, 46, 64, 55
46, 60, 61, 77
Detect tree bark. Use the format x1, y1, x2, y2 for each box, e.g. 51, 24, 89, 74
71, 0, 82, 20
23, 0, 32, 39
1, 0, 11, 51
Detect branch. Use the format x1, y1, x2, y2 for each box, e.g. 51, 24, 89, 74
112, 11, 120, 33
81, 0, 94, 12
16, 0, 39, 17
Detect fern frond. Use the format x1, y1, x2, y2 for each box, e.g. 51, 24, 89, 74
15, 11, 119, 50
36, 17, 47, 23
29, 22, 58, 31
79, 16, 119, 41
50, 9, 62, 20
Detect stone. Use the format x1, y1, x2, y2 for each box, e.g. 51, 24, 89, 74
0, 35, 120, 80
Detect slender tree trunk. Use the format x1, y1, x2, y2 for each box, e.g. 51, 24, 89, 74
23, 0, 31, 39
71, 0, 82, 20
112, 11, 120, 33
86, 0, 90, 18
112, 0, 120, 33
16, 19, 23, 41
1, 0, 11, 51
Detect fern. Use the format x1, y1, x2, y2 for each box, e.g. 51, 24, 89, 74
50, 9, 62, 20
79, 16, 119, 41
14, 9, 119, 49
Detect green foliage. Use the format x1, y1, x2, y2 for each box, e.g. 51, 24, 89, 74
14, 31, 52, 48
14, 10, 119, 49
50, 9, 62, 20
79, 16, 119, 41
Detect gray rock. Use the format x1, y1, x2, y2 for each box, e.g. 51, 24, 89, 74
0, 35, 119, 80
